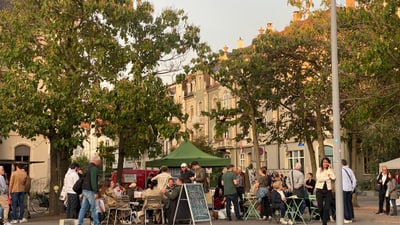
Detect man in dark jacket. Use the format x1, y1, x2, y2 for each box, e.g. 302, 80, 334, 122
77, 155, 101, 225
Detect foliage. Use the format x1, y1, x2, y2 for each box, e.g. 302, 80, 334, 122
73, 155, 90, 171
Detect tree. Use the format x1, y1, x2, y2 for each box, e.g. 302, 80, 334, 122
338, 0, 400, 172
0, 0, 132, 214
89, 1, 204, 183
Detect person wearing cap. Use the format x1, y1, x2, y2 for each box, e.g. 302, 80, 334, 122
127, 182, 143, 202
152, 166, 172, 190
64, 162, 80, 219
179, 163, 195, 183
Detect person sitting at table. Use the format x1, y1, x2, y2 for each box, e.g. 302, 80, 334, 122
161, 178, 182, 225
271, 181, 293, 225
212, 187, 227, 220
138, 180, 162, 224
101, 180, 117, 209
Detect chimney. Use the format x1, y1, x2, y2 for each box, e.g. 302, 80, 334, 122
346, 0, 355, 8
292, 11, 301, 22
266, 23, 273, 32
237, 37, 243, 49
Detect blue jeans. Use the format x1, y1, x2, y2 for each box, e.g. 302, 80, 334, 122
11, 192, 24, 220
225, 193, 241, 219
390, 199, 398, 215
78, 190, 100, 225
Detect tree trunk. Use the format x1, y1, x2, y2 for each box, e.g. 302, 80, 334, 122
49, 140, 61, 215
351, 127, 359, 207
116, 136, 126, 184
315, 107, 325, 161
306, 136, 317, 176
250, 109, 260, 172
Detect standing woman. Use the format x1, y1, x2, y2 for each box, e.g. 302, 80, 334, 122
254, 166, 271, 220
387, 172, 398, 216
315, 157, 336, 225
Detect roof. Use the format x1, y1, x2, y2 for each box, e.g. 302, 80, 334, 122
146, 140, 230, 168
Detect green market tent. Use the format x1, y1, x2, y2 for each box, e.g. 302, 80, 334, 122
146, 141, 230, 168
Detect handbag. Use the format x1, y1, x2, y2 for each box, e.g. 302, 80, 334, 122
59, 185, 67, 201
73, 176, 84, 195
375, 183, 381, 191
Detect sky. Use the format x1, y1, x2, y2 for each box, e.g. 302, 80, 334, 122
148, 0, 331, 52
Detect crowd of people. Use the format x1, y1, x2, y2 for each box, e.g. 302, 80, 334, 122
60, 157, 213, 225
0, 163, 31, 225
0, 153, 383, 225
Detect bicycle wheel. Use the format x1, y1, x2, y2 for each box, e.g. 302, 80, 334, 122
30, 196, 48, 214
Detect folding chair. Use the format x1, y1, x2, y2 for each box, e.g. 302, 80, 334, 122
308, 195, 320, 221
114, 195, 133, 225
143, 195, 164, 225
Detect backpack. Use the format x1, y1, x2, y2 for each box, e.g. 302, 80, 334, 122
73, 176, 84, 195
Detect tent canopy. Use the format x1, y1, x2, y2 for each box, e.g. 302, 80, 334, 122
146, 141, 230, 168
379, 157, 400, 170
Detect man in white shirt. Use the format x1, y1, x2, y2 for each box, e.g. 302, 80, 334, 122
64, 162, 80, 219
341, 159, 357, 223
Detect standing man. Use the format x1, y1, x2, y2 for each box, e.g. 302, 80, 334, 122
376, 165, 390, 215
287, 163, 306, 214
22, 165, 31, 222
341, 159, 357, 223
152, 166, 172, 190
236, 166, 246, 215
222, 164, 242, 221
179, 163, 194, 183
9, 163, 28, 224
77, 155, 101, 225
64, 162, 80, 219
0, 166, 11, 225
191, 161, 206, 190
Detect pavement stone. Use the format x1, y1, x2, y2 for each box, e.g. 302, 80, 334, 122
23, 194, 399, 225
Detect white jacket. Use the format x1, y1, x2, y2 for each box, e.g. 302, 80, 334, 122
64, 168, 80, 194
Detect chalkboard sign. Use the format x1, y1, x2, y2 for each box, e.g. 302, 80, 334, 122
173, 184, 212, 225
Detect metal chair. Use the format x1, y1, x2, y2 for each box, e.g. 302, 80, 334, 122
114, 195, 133, 225
143, 195, 164, 225
308, 195, 320, 221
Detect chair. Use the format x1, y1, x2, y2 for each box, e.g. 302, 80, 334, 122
308, 195, 319, 221
143, 195, 164, 225
114, 195, 133, 225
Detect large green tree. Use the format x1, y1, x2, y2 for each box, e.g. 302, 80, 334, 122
0, 0, 129, 214
0, 0, 203, 214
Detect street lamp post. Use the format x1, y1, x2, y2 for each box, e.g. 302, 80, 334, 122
331, 0, 344, 225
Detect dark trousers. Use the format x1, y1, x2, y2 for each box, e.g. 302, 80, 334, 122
316, 190, 332, 225
378, 189, 390, 214
343, 191, 354, 220
236, 187, 245, 213
66, 193, 80, 219
260, 196, 271, 218
225, 193, 241, 219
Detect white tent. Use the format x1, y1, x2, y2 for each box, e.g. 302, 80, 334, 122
379, 157, 400, 170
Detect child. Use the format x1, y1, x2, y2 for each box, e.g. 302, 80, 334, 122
271, 181, 293, 225
96, 192, 106, 222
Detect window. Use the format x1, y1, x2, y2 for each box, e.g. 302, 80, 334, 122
15, 144, 30, 163
189, 105, 194, 122
223, 128, 230, 138
239, 153, 245, 169
198, 102, 202, 116
288, 150, 304, 169
324, 145, 333, 168
223, 93, 229, 109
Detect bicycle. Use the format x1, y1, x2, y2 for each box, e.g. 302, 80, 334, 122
28, 192, 49, 215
